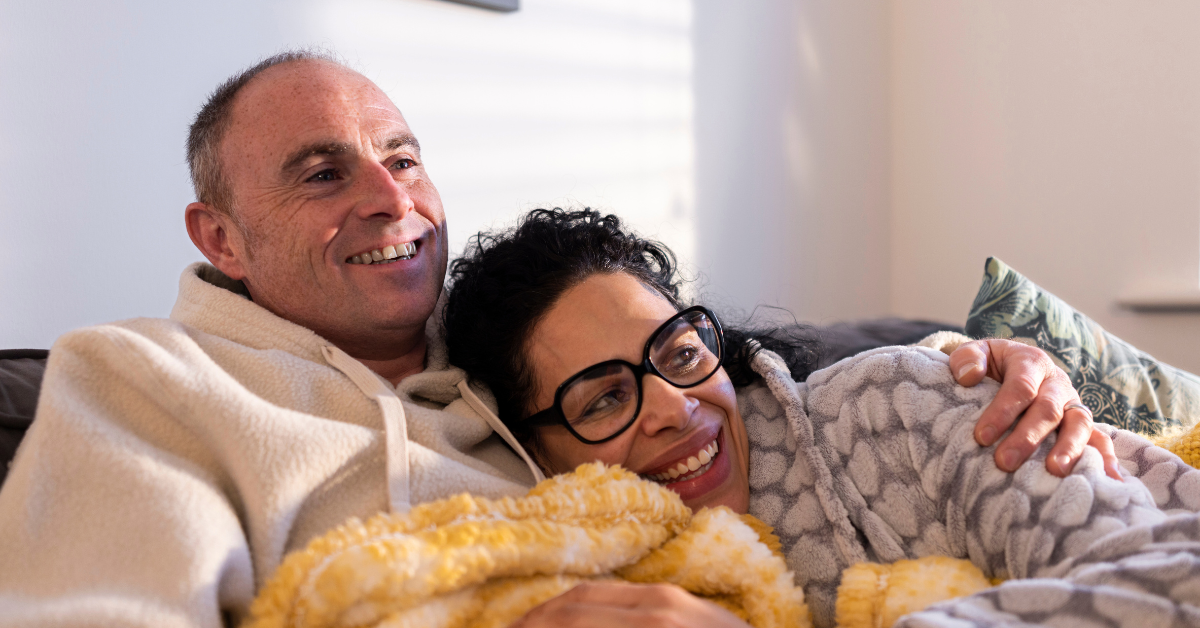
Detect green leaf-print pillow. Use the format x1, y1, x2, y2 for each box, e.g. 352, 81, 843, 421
966, 257, 1200, 435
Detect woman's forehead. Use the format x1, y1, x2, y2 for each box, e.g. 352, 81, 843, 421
529, 273, 676, 376
550, 273, 674, 332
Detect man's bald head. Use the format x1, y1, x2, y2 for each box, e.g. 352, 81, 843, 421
186, 50, 345, 219
182, 53, 446, 382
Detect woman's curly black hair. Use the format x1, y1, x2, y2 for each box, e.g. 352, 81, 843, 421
443, 208, 823, 437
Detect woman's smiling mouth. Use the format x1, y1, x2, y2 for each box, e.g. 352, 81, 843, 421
634, 427, 735, 506
347, 241, 417, 265
643, 438, 719, 484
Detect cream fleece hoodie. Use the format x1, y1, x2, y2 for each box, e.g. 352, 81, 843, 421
0, 263, 540, 628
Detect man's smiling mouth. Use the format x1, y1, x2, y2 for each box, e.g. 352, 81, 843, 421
347, 242, 417, 265
642, 438, 719, 484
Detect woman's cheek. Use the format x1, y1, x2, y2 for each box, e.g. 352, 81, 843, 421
535, 427, 634, 475
720, 406, 752, 513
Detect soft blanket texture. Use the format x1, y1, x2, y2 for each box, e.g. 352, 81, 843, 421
245, 463, 807, 628
835, 556, 996, 628
0, 264, 536, 628
741, 345, 1200, 628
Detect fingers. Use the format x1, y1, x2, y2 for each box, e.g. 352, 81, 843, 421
953, 339, 1120, 479
547, 581, 678, 609
957, 339, 1088, 475
512, 582, 750, 628
1088, 424, 1123, 480
993, 384, 1067, 472
991, 364, 1079, 474
510, 583, 642, 628
948, 340, 990, 387
965, 341, 1049, 451
1045, 402, 1092, 476
511, 602, 639, 628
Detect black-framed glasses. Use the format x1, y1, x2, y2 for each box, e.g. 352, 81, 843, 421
524, 306, 725, 444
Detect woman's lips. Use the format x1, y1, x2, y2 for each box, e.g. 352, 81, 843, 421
639, 429, 732, 503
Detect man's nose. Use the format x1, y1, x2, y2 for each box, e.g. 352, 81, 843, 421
353, 161, 414, 221
636, 375, 697, 436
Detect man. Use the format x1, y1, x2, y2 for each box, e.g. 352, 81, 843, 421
0, 51, 1114, 627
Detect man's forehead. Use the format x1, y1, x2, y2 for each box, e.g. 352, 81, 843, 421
245, 59, 397, 111
225, 60, 410, 163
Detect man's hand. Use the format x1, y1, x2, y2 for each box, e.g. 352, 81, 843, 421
510, 581, 751, 628
949, 338, 1121, 480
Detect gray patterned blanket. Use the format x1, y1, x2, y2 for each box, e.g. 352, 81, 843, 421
739, 345, 1200, 627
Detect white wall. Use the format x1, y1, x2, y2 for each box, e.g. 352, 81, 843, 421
692, 0, 892, 323
0, 0, 693, 349
7, 0, 1200, 376
891, 1, 1200, 374
693, 0, 1200, 373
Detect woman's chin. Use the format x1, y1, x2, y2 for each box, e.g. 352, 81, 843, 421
683, 487, 749, 514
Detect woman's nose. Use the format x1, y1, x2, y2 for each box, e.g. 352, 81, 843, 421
636, 375, 698, 435
353, 162, 414, 221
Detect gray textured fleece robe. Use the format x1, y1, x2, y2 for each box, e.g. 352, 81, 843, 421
740, 344, 1200, 628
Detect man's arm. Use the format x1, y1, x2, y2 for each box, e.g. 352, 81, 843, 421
0, 326, 253, 628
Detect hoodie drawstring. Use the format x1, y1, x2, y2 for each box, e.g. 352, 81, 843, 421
321, 345, 411, 514
456, 380, 546, 484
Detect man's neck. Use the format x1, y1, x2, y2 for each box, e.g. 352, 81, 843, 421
354, 338, 428, 385
322, 330, 429, 386
235, 276, 431, 385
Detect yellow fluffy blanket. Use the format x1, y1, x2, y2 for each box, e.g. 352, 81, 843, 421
242, 461, 1011, 628
834, 557, 995, 628
245, 463, 809, 628
243, 460, 1018, 628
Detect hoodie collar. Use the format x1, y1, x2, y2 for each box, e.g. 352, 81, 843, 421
171, 263, 467, 399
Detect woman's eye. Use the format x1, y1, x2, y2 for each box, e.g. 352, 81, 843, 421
668, 345, 701, 370
579, 390, 629, 420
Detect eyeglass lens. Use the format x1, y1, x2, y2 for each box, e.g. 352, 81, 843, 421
558, 310, 722, 441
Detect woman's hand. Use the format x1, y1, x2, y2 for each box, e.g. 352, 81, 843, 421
949, 338, 1121, 480
510, 581, 752, 628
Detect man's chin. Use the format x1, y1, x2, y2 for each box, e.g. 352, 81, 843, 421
362, 291, 441, 331
291, 290, 436, 349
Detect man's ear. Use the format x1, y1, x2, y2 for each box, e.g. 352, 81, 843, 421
185, 201, 249, 281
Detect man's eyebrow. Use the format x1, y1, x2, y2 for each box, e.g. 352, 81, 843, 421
382, 134, 420, 153
277, 135, 422, 176
280, 135, 421, 177
280, 142, 355, 176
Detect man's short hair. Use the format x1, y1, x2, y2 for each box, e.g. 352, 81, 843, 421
186, 49, 343, 219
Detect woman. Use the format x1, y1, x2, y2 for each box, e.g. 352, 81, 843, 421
444, 209, 1200, 628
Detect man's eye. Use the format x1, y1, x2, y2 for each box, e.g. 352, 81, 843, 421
306, 169, 339, 183
391, 158, 416, 170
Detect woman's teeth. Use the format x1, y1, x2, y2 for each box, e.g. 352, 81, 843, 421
348, 242, 417, 265
644, 439, 719, 484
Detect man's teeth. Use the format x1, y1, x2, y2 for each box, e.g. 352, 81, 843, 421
348, 242, 417, 265
644, 440, 719, 484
